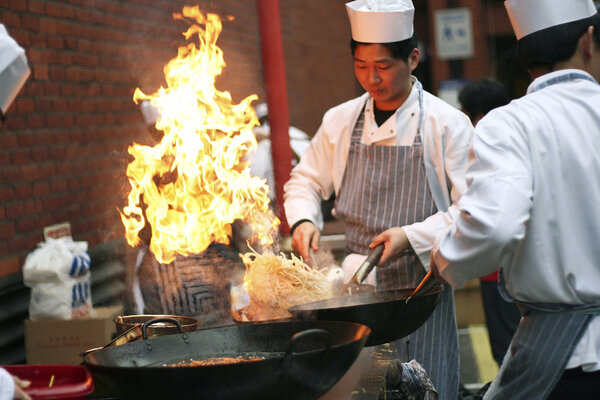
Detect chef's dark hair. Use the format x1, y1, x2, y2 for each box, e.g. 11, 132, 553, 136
350, 33, 419, 62
458, 78, 510, 122
517, 13, 600, 71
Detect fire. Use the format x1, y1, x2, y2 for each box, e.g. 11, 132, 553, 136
120, 6, 279, 264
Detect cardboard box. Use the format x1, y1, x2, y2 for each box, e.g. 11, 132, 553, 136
25, 305, 123, 365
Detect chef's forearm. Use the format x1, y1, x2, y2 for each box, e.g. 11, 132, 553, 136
403, 206, 459, 270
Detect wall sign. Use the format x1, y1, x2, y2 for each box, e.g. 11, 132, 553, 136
434, 8, 474, 60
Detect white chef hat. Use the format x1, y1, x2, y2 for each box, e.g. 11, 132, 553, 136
346, 0, 415, 43
0, 24, 30, 115
505, 0, 598, 40
139, 100, 161, 126
255, 102, 269, 122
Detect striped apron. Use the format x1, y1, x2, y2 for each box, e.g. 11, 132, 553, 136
335, 82, 459, 400
484, 72, 600, 400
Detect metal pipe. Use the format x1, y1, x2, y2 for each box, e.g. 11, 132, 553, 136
256, 0, 293, 233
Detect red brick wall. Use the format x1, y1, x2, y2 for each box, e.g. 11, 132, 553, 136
0, 0, 356, 278
425, 0, 512, 92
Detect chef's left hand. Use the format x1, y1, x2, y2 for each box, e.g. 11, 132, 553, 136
429, 252, 448, 285
370, 227, 409, 265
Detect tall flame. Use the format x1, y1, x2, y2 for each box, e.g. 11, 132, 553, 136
120, 6, 279, 264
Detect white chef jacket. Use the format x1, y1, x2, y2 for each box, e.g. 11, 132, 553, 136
432, 69, 600, 371
250, 125, 310, 201
284, 76, 474, 269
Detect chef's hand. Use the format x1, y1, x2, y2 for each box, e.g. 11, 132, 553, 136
370, 227, 409, 265
13, 375, 32, 400
291, 221, 320, 265
429, 251, 448, 285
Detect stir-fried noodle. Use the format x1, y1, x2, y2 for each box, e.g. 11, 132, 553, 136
240, 248, 333, 319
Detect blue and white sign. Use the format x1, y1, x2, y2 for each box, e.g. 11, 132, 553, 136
434, 8, 474, 60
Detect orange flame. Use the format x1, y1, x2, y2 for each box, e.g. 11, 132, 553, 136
120, 6, 279, 264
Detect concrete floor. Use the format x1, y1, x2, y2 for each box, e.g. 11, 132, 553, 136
459, 324, 499, 392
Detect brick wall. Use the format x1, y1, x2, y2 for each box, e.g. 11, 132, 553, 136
0, 0, 517, 279
425, 0, 513, 92
0, 0, 356, 278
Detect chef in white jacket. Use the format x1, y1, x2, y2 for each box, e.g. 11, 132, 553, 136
284, 1, 473, 398
427, 0, 600, 399
0, 24, 31, 400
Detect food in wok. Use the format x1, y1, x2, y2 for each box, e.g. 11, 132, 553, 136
237, 248, 334, 320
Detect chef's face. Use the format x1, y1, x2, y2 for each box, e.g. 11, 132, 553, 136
353, 43, 419, 111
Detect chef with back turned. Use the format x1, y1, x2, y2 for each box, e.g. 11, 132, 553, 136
389, 0, 600, 398
284, 0, 474, 398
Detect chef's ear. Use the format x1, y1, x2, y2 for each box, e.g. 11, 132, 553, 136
579, 26, 595, 60
408, 47, 420, 72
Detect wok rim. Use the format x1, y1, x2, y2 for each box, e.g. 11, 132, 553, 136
288, 285, 443, 313
82, 319, 371, 368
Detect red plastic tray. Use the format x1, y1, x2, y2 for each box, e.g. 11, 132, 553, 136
2, 365, 94, 400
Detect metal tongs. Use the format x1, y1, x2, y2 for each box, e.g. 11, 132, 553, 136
339, 244, 385, 296
406, 270, 439, 302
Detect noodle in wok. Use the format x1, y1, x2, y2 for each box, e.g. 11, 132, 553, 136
240, 248, 333, 319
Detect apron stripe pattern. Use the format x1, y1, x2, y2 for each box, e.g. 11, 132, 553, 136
485, 310, 592, 400
335, 82, 459, 400
399, 284, 458, 398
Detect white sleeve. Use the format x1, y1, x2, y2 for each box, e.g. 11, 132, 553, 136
0, 368, 15, 400
283, 121, 336, 230
432, 112, 533, 287
404, 109, 474, 269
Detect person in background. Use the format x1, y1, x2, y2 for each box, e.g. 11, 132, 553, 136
249, 102, 310, 202
284, 0, 474, 398
457, 78, 522, 368
429, 0, 600, 398
0, 22, 31, 400
458, 78, 511, 126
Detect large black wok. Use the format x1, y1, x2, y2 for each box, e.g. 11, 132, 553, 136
288, 286, 442, 346
82, 318, 370, 400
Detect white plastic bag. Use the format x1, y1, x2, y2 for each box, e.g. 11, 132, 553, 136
23, 237, 92, 320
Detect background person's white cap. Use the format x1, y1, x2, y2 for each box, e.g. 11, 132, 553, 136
255, 102, 268, 120
346, 0, 415, 43
140, 100, 161, 126
505, 0, 598, 40
0, 24, 30, 115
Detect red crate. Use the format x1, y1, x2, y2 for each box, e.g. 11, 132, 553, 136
2, 365, 94, 400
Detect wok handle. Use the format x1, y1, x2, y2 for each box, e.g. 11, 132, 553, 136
142, 318, 184, 340
280, 329, 332, 376
286, 329, 332, 355
353, 244, 385, 284
406, 270, 439, 302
